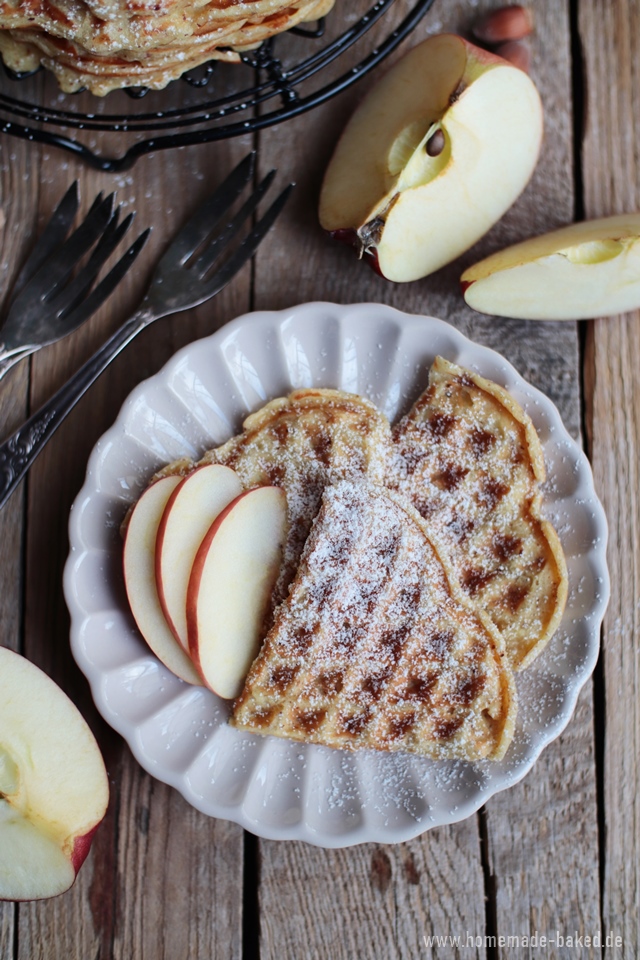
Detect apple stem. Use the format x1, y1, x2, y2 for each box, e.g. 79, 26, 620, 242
449, 80, 467, 105
357, 217, 385, 258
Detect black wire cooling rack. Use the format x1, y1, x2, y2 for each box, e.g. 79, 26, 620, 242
0, 0, 436, 172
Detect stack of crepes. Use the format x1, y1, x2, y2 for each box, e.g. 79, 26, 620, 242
0, 0, 335, 95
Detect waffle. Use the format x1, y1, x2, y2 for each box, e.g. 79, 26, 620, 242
232, 481, 516, 762
199, 388, 392, 616
0, 0, 335, 94
388, 356, 567, 669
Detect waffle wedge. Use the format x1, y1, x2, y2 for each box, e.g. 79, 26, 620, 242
388, 356, 567, 670
149, 388, 392, 614
200, 388, 391, 614
232, 482, 516, 762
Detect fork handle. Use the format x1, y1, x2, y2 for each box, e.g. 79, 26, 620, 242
0, 309, 151, 510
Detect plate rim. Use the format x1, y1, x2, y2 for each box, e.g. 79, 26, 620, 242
64, 301, 610, 847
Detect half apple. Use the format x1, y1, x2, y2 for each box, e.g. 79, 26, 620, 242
319, 33, 543, 282
187, 486, 287, 700
0, 647, 109, 901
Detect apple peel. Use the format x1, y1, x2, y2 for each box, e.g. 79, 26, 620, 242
123, 475, 203, 685
156, 464, 243, 649
187, 486, 287, 700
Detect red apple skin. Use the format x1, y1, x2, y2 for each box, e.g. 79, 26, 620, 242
186, 487, 285, 693
320, 34, 540, 283
0, 647, 109, 902
364, 247, 384, 278
329, 228, 359, 249
185, 491, 252, 673
327, 229, 386, 279
460, 279, 472, 295
69, 823, 102, 875
154, 464, 239, 647
0, 815, 105, 902
155, 474, 189, 644
457, 34, 516, 68
494, 39, 532, 74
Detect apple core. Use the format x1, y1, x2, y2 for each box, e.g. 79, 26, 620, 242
558, 239, 626, 264
0, 747, 19, 797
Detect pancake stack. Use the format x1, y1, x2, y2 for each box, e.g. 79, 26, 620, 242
0, 0, 335, 94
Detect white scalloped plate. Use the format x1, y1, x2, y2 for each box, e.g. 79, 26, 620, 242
64, 303, 609, 847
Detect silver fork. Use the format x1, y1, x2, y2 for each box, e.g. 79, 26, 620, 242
0, 182, 149, 380
0, 153, 293, 510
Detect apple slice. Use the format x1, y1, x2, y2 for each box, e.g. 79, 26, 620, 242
123, 476, 202, 685
156, 464, 243, 650
319, 33, 543, 282
187, 486, 287, 700
461, 213, 640, 320
0, 647, 109, 901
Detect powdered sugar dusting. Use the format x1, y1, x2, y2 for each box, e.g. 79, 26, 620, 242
389, 356, 568, 670
233, 482, 515, 762
71, 303, 608, 844
203, 388, 391, 624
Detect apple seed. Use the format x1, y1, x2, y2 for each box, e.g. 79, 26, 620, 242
425, 129, 446, 157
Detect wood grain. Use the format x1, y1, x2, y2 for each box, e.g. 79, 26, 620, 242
251, 1, 599, 957
9, 90, 252, 957
260, 824, 487, 960
0, 121, 41, 654
478, 6, 600, 958
580, 1, 640, 953
0, 120, 42, 960
0, 0, 621, 955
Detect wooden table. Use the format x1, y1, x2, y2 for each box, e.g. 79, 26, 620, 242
0, 1, 637, 956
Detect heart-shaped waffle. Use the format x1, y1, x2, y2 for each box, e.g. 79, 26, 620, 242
388, 356, 567, 669
232, 482, 516, 762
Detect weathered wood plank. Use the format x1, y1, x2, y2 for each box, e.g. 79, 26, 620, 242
254, 0, 598, 956
252, 4, 485, 958
0, 120, 42, 651
580, 1, 640, 953
0, 904, 15, 960
260, 824, 487, 960
479, 6, 600, 958
486, 690, 600, 958
0, 0, 612, 954
15, 119, 251, 957
0, 123, 42, 960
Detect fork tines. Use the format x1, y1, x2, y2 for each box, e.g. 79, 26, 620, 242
3, 185, 150, 352
200, 178, 294, 296
167, 152, 294, 297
